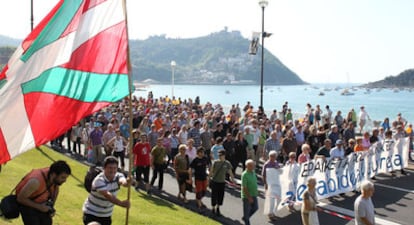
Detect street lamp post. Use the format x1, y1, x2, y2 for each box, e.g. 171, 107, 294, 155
170, 60, 176, 98
258, 0, 268, 109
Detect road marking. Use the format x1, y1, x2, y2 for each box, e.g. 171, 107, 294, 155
319, 202, 403, 225
375, 183, 414, 194
319, 207, 353, 221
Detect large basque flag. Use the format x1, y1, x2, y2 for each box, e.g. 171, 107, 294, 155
0, 0, 129, 164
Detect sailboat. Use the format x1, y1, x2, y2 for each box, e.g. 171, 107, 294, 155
341, 72, 355, 96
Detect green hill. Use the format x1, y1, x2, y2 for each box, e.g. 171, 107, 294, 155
0, 147, 218, 225
129, 29, 305, 85
364, 69, 414, 88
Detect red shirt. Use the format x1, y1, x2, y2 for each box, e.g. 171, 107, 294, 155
133, 142, 151, 166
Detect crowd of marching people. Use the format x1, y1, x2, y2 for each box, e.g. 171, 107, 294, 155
51, 91, 413, 224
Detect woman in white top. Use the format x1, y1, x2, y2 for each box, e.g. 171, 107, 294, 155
108, 129, 128, 171
178, 125, 188, 145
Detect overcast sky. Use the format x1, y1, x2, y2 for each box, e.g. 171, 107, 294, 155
1, 0, 413, 83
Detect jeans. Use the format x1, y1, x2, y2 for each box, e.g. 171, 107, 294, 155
113, 151, 125, 168
243, 197, 258, 225
20, 205, 52, 225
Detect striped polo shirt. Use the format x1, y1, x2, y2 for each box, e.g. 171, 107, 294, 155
82, 172, 126, 217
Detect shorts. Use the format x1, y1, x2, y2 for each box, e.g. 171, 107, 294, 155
177, 172, 189, 185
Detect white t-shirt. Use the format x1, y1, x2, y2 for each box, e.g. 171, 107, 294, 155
354, 195, 375, 225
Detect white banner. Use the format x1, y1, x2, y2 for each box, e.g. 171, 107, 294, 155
277, 137, 410, 206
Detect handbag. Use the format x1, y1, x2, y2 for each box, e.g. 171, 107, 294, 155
1, 171, 51, 219
185, 180, 193, 192
308, 210, 320, 225
0, 194, 19, 219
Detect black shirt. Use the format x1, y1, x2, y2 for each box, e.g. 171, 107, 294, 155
190, 156, 209, 180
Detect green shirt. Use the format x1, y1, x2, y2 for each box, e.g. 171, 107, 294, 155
245, 133, 254, 150
241, 170, 258, 199
211, 160, 232, 183
151, 145, 166, 165
258, 131, 267, 145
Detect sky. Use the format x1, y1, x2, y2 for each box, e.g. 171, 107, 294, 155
1, 0, 413, 84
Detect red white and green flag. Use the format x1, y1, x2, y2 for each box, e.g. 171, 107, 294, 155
0, 0, 130, 164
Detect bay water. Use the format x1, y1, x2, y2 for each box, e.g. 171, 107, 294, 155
134, 84, 414, 125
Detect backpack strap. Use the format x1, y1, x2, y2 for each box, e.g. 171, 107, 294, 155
30, 171, 53, 202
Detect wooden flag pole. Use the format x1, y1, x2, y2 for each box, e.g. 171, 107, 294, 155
122, 0, 134, 224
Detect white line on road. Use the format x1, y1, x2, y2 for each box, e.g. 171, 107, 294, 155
319, 202, 403, 225
375, 183, 414, 194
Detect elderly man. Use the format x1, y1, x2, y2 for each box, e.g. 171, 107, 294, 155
263, 131, 281, 161
354, 180, 375, 225
262, 151, 282, 221
241, 159, 259, 225
330, 139, 345, 160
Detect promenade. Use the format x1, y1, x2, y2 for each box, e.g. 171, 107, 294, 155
56, 142, 414, 225
50, 95, 414, 225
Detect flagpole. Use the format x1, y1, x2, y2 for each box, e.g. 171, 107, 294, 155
30, 0, 34, 31
122, 0, 134, 224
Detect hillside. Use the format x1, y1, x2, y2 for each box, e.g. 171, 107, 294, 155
0, 35, 20, 47
0, 30, 305, 85
364, 69, 414, 88
129, 29, 305, 85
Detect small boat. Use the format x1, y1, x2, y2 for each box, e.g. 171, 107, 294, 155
318, 92, 325, 96
225, 90, 230, 94
341, 88, 354, 96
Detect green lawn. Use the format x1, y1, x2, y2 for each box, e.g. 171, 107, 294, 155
0, 146, 219, 225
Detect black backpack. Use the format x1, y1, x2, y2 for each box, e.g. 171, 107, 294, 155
84, 166, 102, 193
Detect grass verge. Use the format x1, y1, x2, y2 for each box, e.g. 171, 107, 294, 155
0, 146, 219, 225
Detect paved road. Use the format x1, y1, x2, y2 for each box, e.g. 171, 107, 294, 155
58, 144, 414, 225
149, 164, 414, 225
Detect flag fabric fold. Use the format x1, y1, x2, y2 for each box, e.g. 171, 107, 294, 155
0, 0, 129, 164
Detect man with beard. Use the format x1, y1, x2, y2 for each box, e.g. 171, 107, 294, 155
16, 161, 71, 225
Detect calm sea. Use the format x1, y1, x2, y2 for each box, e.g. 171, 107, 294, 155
134, 84, 414, 125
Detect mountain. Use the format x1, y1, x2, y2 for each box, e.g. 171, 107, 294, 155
0, 29, 305, 85
0, 35, 20, 47
129, 29, 305, 85
364, 69, 414, 88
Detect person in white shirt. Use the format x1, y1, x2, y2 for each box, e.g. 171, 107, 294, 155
354, 180, 375, 225
358, 106, 371, 134
284, 152, 300, 211
330, 139, 345, 160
